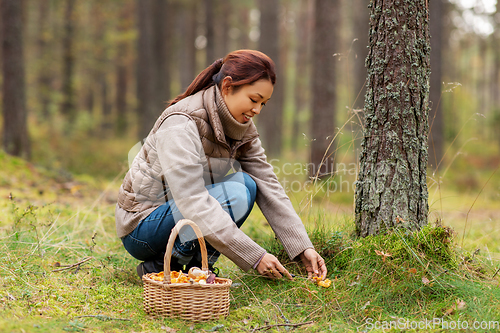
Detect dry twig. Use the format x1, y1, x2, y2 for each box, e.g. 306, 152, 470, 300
251, 320, 313, 332
52, 257, 93, 272
74, 315, 130, 321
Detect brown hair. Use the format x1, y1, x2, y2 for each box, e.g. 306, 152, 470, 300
167, 49, 276, 107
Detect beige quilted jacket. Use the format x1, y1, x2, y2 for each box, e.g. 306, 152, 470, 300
116, 85, 313, 271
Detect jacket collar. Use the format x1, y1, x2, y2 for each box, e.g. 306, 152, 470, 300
203, 85, 258, 145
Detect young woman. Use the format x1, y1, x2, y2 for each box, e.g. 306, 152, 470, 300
116, 49, 327, 280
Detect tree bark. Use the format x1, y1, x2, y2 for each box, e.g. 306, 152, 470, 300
355, 0, 430, 237
115, 61, 128, 136
115, 3, 133, 136
492, 0, 500, 146
1, 0, 30, 159
137, 0, 157, 140
214, 0, 230, 57
178, 1, 197, 93
310, 0, 339, 177
205, 0, 216, 65
153, 0, 172, 107
61, 0, 76, 126
100, 76, 112, 135
239, 6, 250, 50
258, 0, 284, 157
36, 0, 53, 121
428, 0, 444, 169
291, 0, 313, 150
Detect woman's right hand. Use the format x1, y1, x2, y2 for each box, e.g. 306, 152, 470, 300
256, 253, 293, 280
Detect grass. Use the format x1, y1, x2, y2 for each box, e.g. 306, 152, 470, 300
0, 148, 499, 333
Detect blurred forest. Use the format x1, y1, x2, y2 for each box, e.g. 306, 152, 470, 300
1, 0, 499, 183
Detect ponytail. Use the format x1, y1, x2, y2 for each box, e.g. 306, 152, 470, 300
167, 50, 276, 107
167, 58, 223, 107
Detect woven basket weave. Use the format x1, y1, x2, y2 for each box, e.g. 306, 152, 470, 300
142, 219, 232, 322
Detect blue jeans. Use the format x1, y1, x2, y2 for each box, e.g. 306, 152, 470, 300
122, 172, 257, 266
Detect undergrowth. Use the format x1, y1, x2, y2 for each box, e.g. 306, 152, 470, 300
257, 222, 500, 331
1, 150, 499, 332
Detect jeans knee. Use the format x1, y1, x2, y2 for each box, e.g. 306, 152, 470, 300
241, 172, 257, 204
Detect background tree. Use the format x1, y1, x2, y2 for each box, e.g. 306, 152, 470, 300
178, 1, 197, 92
355, 0, 430, 237
291, 0, 313, 150
258, 0, 284, 157
309, 0, 339, 178
0, 0, 496, 188
153, 0, 173, 107
1, 0, 30, 159
137, 0, 156, 140
205, 0, 216, 65
35, 0, 54, 121
493, 0, 500, 146
428, 0, 444, 169
115, 2, 134, 136
61, 0, 76, 126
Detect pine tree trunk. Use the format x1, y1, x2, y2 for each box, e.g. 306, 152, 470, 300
291, 0, 313, 150
179, 1, 197, 93
153, 0, 172, 107
137, 0, 157, 140
258, 0, 284, 157
492, 0, 500, 146
36, 0, 53, 121
115, 5, 132, 137
355, 0, 430, 237
115, 50, 128, 136
205, 0, 215, 65
310, 0, 339, 178
428, 0, 444, 169
61, 0, 76, 125
238, 6, 250, 50
1, 0, 30, 159
100, 77, 112, 135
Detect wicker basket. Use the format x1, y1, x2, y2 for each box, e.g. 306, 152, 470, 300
142, 219, 232, 322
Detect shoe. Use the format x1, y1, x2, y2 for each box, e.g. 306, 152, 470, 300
136, 262, 148, 278
136, 256, 184, 279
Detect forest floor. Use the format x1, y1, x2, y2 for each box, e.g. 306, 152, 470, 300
0, 150, 499, 332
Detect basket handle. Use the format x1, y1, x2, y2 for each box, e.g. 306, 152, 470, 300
163, 219, 208, 284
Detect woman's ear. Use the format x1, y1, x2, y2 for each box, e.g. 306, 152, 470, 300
221, 76, 233, 95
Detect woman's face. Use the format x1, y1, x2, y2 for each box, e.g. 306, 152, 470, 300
222, 78, 274, 124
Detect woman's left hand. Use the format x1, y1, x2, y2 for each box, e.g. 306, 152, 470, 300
299, 248, 327, 280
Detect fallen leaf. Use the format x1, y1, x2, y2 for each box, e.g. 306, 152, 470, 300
443, 305, 455, 316
422, 276, 430, 285
456, 299, 466, 310
409, 268, 417, 274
